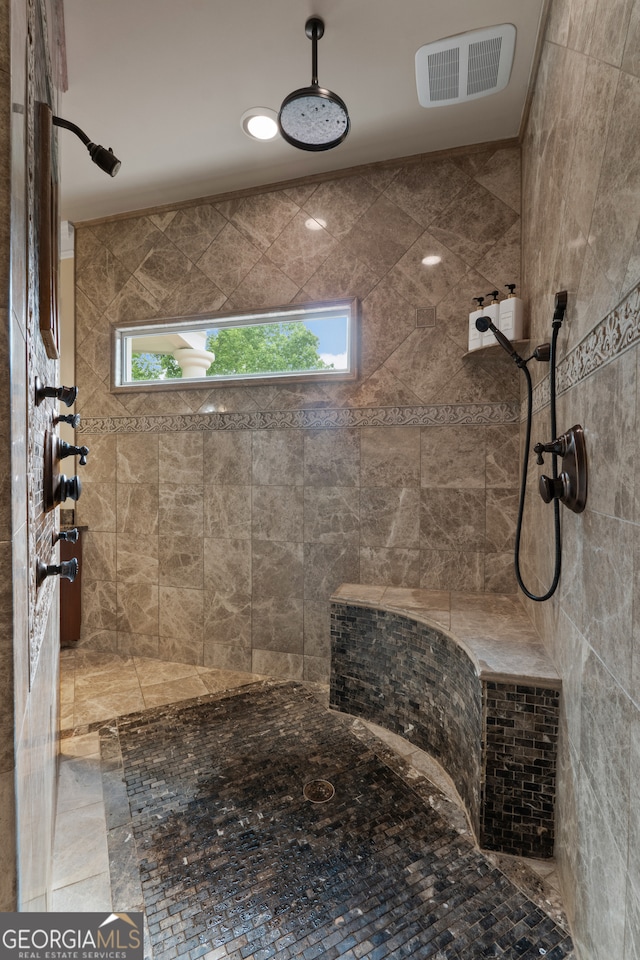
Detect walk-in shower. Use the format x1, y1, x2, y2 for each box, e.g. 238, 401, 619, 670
476, 291, 588, 601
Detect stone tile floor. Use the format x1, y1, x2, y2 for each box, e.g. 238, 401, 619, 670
56, 651, 575, 958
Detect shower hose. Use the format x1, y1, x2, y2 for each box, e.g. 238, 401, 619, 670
513, 316, 563, 601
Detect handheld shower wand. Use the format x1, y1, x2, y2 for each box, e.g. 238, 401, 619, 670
474, 316, 526, 367
476, 296, 576, 602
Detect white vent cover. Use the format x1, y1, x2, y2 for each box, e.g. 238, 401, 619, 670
415, 24, 516, 107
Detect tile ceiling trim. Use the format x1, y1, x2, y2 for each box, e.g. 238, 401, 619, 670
77, 401, 519, 435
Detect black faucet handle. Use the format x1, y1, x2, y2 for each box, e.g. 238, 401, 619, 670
539, 475, 565, 504
35, 379, 78, 407
36, 557, 78, 585
58, 475, 82, 502
58, 385, 78, 407
55, 527, 79, 544
534, 437, 566, 465
55, 413, 81, 428
60, 558, 78, 581
58, 440, 90, 465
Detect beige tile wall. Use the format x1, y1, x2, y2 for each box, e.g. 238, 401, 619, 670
4, 0, 63, 911
74, 144, 523, 681
0, 0, 16, 912
521, 0, 640, 957
78, 421, 521, 681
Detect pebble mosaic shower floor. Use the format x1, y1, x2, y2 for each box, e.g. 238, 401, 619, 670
99, 680, 575, 960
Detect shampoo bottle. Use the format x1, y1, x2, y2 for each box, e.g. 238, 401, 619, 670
481, 291, 500, 347
499, 284, 524, 341
468, 297, 485, 351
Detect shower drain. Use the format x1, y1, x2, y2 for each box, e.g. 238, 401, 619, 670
303, 779, 335, 803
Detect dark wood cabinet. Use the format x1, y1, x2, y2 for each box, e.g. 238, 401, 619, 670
60, 530, 82, 646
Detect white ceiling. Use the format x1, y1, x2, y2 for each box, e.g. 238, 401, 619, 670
59, 0, 546, 223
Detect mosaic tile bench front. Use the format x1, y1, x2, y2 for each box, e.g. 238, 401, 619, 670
329, 586, 561, 859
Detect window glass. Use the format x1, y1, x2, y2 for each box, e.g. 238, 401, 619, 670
112, 299, 358, 390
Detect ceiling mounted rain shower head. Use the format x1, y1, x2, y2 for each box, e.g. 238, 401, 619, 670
53, 115, 122, 176
278, 16, 350, 152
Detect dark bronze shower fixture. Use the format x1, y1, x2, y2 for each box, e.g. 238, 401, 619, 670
53, 115, 121, 176
36, 557, 78, 587
55, 412, 81, 428
278, 16, 350, 151
535, 425, 587, 513
476, 290, 588, 601
35, 378, 78, 406
530, 290, 587, 514
54, 528, 79, 545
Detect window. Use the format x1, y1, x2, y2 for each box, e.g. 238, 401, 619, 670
111, 298, 358, 391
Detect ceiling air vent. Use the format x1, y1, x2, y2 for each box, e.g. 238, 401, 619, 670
415, 24, 516, 107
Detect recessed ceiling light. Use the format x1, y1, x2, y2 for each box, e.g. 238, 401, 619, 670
421, 255, 442, 266
305, 217, 327, 231
241, 108, 279, 141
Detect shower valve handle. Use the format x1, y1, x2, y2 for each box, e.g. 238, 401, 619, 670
54, 528, 79, 544
55, 413, 81, 428
58, 439, 90, 465
537, 425, 587, 513
58, 475, 82, 502
534, 438, 566, 465
539, 475, 567, 503
35, 378, 78, 407
36, 557, 78, 586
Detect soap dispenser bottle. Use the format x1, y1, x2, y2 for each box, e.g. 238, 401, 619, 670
468, 297, 485, 351
498, 283, 524, 341
482, 291, 501, 347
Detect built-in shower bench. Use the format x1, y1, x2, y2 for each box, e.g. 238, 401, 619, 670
329, 584, 561, 859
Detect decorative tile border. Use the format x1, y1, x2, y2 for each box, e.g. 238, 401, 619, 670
78, 401, 519, 435
530, 281, 640, 416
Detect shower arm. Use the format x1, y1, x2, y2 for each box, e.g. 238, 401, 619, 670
311, 26, 318, 84
306, 16, 323, 86
52, 115, 91, 146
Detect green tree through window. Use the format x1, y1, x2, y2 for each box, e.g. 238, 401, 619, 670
206, 322, 331, 375
131, 353, 181, 380
131, 321, 331, 381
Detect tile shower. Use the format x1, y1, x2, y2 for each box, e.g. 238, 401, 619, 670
74, 144, 523, 681
1, 0, 639, 955
68, 5, 640, 941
